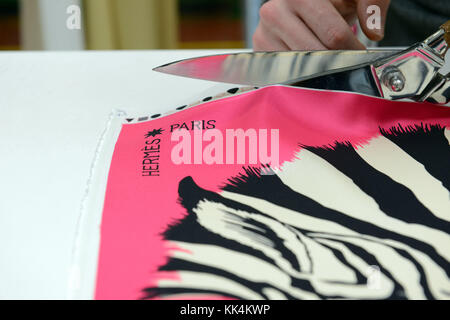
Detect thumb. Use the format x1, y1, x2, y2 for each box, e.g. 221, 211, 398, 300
357, 0, 390, 41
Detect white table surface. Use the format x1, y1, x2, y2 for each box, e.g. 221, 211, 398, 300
0, 50, 241, 299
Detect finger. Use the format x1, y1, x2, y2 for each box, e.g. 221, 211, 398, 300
289, 0, 366, 49
253, 22, 290, 51
356, 0, 390, 41
260, 0, 327, 50
331, 0, 358, 25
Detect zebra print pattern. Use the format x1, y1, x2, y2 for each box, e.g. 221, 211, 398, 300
143, 124, 450, 300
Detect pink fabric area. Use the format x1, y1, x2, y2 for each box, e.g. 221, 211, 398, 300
94, 86, 450, 299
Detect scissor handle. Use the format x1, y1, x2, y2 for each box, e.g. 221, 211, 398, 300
425, 73, 450, 105
372, 20, 449, 104
442, 20, 450, 52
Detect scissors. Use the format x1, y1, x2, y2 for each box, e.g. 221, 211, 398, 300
154, 21, 450, 105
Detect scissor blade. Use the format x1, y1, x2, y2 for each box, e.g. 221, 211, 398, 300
290, 65, 382, 97
154, 50, 401, 86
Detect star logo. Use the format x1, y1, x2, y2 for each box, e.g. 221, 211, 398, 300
145, 128, 164, 138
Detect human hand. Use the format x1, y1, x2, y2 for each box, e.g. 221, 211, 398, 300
253, 0, 390, 51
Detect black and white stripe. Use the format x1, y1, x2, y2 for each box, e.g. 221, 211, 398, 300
143, 124, 450, 300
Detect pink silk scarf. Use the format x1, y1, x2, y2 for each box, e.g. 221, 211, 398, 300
94, 86, 450, 300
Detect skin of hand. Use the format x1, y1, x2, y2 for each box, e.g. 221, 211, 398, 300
253, 0, 390, 51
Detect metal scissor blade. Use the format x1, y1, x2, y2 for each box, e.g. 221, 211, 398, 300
289, 65, 381, 97
154, 49, 401, 86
